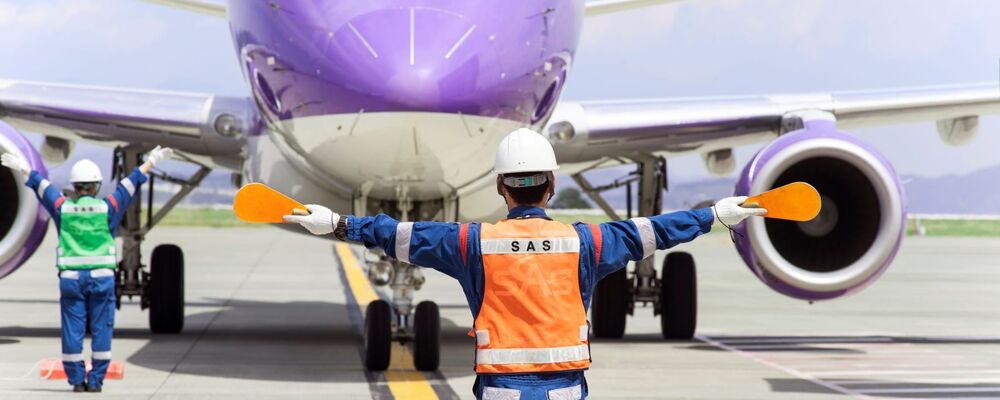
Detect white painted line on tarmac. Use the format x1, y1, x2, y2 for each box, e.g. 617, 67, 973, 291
730, 343, 917, 350
763, 353, 956, 363
812, 369, 1000, 377
920, 396, 997, 400
837, 377, 1000, 385
696, 335, 874, 399
798, 362, 993, 372
760, 349, 940, 356
716, 337, 894, 345
858, 386, 1000, 394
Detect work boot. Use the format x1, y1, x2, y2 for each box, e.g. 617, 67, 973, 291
86, 386, 102, 393
72, 385, 86, 392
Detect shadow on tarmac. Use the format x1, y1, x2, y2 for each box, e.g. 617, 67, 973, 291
0, 298, 477, 383
769, 378, 1000, 398
707, 335, 1000, 398
684, 334, 1000, 354
685, 344, 865, 354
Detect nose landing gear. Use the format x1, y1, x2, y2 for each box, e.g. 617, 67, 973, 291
362, 253, 440, 371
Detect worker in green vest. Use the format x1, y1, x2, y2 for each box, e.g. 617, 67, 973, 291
2, 146, 173, 393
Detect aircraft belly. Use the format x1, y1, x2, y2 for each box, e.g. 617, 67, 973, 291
274, 112, 523, 201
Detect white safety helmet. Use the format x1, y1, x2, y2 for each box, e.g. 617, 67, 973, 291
69, 159, 103, 183
493, 128, 560, 175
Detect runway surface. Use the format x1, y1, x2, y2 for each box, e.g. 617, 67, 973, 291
1, 226, 999, 399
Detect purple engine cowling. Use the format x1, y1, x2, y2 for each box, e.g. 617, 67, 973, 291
733, 119, 906, 301
0, 121, 49, 279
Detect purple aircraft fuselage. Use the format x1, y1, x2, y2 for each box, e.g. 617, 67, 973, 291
0, 0, 913, 305
228, 0, 584, 126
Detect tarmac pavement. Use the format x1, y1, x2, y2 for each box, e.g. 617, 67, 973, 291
0, 227, 998, 399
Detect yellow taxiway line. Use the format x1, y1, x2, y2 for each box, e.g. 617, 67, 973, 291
334, 243, 439, 400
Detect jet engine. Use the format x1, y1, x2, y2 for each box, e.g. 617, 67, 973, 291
733, 119, 906, 300
0, 121, 49, 279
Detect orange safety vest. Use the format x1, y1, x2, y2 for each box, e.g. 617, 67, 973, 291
474, 217, 596, 374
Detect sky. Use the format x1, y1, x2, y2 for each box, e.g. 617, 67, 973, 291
1, 0, 999, 186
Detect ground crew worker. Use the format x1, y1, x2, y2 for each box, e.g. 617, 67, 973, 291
284, 129, 765, 399
1, 146, 173, 393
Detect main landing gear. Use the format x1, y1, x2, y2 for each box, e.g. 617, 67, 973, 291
112, 145, 209, 334
573, 155, 698, 340
362, 254, 440, 371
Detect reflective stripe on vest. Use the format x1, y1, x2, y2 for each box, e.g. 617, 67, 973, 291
61, 203, 109, 215
57, 197, 116, 270
480, 237, 580, 254
57, 255, 116, 267
476, 344, 590, 366
474, 218, 590, 374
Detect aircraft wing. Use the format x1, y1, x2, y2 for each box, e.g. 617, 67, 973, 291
585, 0, 686, 17
0, 80, 255, 169
142, 0, 226, 17
143, 0, 677, 18
547, 82, 1000, 164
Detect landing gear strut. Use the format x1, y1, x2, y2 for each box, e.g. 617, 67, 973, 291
112, 145, 209, 334
354, 189, 448, 371
362, 253, 440, 371
574, 155, 699, 340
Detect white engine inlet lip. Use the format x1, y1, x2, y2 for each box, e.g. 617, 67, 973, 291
0, 133, 39, 267
746, 138, 904, 293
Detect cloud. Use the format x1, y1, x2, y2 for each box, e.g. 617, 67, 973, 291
565, 0, 1000, 184
0, 0, 242, 94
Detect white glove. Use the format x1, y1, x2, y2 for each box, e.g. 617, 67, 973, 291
1, 153, 30, 176
146, 146, 174, 165
713, 196, 767, 226
283, 204, 340, 235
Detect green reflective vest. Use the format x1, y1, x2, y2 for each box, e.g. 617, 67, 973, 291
57, 196, 116, 270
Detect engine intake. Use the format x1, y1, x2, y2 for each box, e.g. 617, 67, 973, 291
733, 119, 905, 300
0, 121, 49, 279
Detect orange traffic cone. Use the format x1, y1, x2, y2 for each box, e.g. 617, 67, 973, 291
39, 359, 124, 380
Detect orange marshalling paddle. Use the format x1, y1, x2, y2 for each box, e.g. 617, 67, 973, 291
743, 182, 822, 222
233, 183, 308, 223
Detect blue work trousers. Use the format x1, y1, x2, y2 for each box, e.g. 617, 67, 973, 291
59, 269, 115, 388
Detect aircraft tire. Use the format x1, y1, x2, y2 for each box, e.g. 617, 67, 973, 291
365, 299, 392, 371
591, 267, 629, 338
149, 244, 185, 334
659, 252, 697, 340
413, 301, 440, 371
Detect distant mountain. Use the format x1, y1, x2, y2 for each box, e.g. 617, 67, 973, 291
902, 165, 1000, 214
39, 138, 1000, 214
554, 164, 1000, 214
552, 167, 736, 212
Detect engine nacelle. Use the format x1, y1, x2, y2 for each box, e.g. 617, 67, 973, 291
0, 122, 49, 279
733, 119, 906, 301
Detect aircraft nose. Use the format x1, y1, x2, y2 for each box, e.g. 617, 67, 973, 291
240, 1, 572, 123
326, 6, 489, 112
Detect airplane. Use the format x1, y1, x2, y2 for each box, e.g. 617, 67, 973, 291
0, 0, 997, 372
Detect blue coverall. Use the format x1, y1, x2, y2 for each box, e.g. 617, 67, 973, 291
25, 168, 147, 389
348, 205, 715, 399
